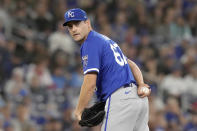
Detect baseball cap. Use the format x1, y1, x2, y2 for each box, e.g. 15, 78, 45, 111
63, 8, 88, 26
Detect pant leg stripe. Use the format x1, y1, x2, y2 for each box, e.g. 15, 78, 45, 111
104, 95, 111, 131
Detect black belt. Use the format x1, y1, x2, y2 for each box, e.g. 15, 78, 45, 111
123, 83, 133, 88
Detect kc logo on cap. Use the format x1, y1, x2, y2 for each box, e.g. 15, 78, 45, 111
67, 11, 74, 18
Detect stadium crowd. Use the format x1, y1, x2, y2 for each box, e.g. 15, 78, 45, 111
0, 0, 197, 130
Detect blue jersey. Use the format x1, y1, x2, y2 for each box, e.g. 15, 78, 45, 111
80, 31, 136, 101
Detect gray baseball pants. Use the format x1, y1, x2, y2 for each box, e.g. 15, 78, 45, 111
101, 83, 149, 131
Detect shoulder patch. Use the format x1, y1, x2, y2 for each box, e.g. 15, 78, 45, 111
82, 55, 88, 68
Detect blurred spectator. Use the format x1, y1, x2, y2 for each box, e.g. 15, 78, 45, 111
121, 43, 138, 62
152, 110, 167, 131
0, 2, 12, 39
183, 64, 197, 110
181, 44, 197, 72
160, 64, 187, 102
184, 102, 197, 131
22, 40, 35, 65
164, 96, 187, 130
149, 94, 166, 130
33, 1, 53, 33
51, 66, 67, 89
143, 58, 161, 92
157, 45, 176, 75
26, 54, 53, 88
0, 32, 6, 89
170, 15, 192, 41
52, 0, 68, 22
11, 0, 35, 44
185, 64, 197, 97
61, 103, 73, 130
32, 1, 53, 43
4, 67, 28, 103
187, 5, 197, 36
43, 117, 62, 131
94, 3, 111, 38
130, 2, 151, 35
137, 33, 158, 60
111, 10, 128, 43
70, 64, 83, 89
50, 50, 70, 72
154, 7, 175, 43
48, 20, 76, 57
2, 40, 24, 80
2, 102, 15, 131
172, 0, 183, 16
12, 104, 36, 131
125, 26, 140, 46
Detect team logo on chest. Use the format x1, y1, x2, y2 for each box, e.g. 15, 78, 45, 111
82, 55, 88, 68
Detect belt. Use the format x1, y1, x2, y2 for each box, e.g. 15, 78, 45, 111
123, 83, 133, 88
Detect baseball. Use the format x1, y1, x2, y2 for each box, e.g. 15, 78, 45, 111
141, 87, 150, 94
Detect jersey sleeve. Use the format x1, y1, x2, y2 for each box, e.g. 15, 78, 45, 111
81, 41, 102, 75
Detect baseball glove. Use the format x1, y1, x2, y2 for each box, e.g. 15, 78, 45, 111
79, 101, 106, 127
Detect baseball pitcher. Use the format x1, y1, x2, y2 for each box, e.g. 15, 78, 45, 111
63, 8, 151, 131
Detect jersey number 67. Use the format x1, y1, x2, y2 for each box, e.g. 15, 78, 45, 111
110, 43, 128, 66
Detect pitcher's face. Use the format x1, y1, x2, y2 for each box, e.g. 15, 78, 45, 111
66, 20, 90, 43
